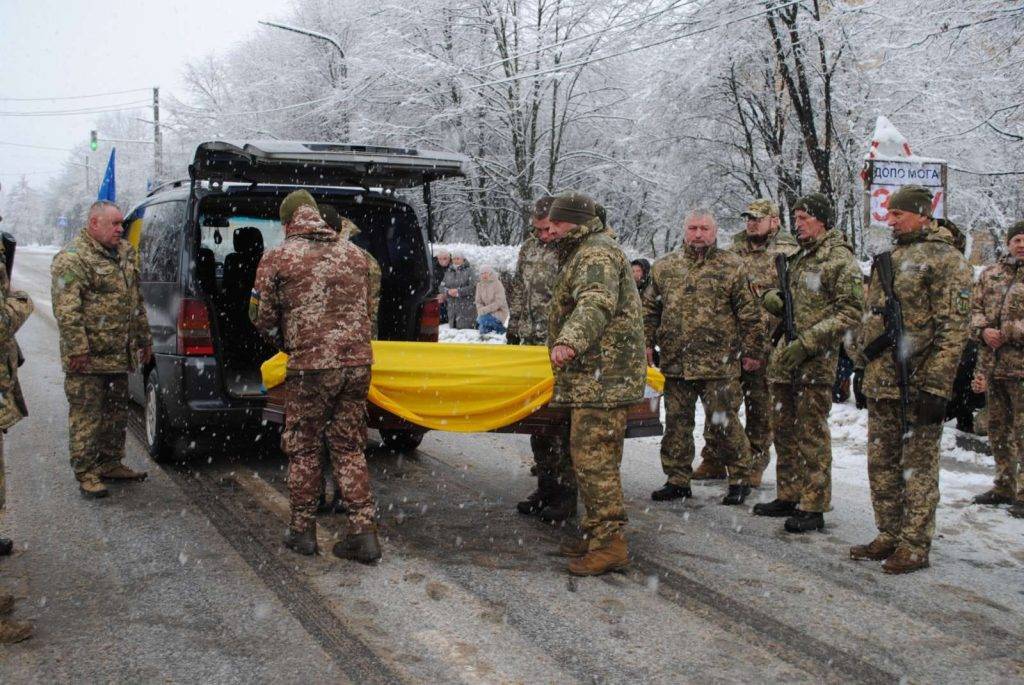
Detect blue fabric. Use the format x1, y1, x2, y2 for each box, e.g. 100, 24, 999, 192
477, 313, 506, 335
97, 148, 116, 201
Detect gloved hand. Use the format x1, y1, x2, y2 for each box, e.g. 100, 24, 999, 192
853, 368, 867, 409
505, 333, 521, 346
762, 289, 784, 317
915, 391, 947, 426
777, 340, 808, 373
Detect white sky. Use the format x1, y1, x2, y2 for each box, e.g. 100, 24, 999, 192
0, 0, 289, 192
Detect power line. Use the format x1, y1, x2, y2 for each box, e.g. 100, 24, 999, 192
467, 0, 801, 90
0, 141, 75, 152
0, 87, 152, 102
0, 99, 151, 117
172, 94, 337, 118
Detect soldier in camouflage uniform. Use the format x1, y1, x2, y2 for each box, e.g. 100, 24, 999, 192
756, 193, 863, 533
969, 220, 1024, 518
545, 192, 645, 576
0, 237, 34, 643
51, 201, 152, 499
251, 190, 380, 562
508, 197, 577, 522
850, 185, 972, 573
643, 210, 765, 506
695, 199, 799, 485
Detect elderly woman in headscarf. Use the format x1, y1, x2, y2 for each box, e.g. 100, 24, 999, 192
474, 264, 509, 335
630, 258, 653, 299
440, 250, 478, 329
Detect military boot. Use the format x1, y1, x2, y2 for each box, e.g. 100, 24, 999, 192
0, 537, 13, 556
77, 473, 109, 499
881, 547, 929, 574
0, 592, 14, 615
1009, 501, 1024, 519
651, 483, 692, 502
752, 499, 796, 517
517, 475, 556, 516
567, 534, 629, 576
972, 489, 1012, 506
333, 531, 382, 564
98, 463, 148, 482
783, 510, 824, 533
538, 486, 578, 523
559, 536, 590, 558
720, 484, 750, 505
691, 460, 727, 480
283, 526, 318, 556
0, 619, 32, 644
849, 536, 896, 561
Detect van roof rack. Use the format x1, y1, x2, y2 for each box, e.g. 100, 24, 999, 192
146, 178, 192, 197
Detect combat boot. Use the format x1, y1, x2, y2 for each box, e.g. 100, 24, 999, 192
283, 526, 318, 556
972, 489, 1012, 506
0, 592, 14, 615
567, 534, 629, 576
98, 463, 148, 481
691, 460, 727, 480
0, 619, 31, 644
752, 499, 796, 517
333, 531, 382, 564
651, 483, 691, 501
1009, 501, 1024, 519
882, 547, 929, 574
783, 510, 824, 533
0, 537, 12, 556
720, 484, 750, 505
517, 475, 556, 516
538, 487, 578, 523
77, 473, 109, 499
559, 536, 590, 558
849, 536, 896, 561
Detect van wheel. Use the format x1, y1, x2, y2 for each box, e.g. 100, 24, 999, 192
145, 371, 176, 462
379, 429, 425, 453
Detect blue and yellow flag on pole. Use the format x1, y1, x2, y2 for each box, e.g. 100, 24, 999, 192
97, 148, 116, 201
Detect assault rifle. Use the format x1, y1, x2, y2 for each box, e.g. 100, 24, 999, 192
862, 251, 909, 438
771, 252, 797, 345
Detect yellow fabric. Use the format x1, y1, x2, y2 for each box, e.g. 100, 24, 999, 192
261, 341, 665, 432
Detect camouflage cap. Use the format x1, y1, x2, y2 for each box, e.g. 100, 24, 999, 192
1008, 220, 1024, 243
793, 192, 834, 228
280, 189, 318, 224
532, 196, 554, 219
887, 185, 933, 218
741, 198, 779, 219
548, 192, 598, 225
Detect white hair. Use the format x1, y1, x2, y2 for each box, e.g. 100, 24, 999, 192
88, 200, 120, 220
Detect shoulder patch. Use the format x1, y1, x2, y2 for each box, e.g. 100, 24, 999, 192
953, 287, 970, 315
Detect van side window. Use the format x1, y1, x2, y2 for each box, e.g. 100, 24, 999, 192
139, 201, 185, 282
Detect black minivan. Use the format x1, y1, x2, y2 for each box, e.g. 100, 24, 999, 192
125, 141, 467, 460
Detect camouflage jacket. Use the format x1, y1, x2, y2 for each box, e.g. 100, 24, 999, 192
51, 231, 152, 374
856, 224, 972, 399
507, 232, 559, 344
729, 229, 800, 350
971, 255, 1024, 380
643, 244, 764, 380
768, 229, 864, 385
547, 218, 645, 408
0, 244, 31, 430
251, 206, 372, 371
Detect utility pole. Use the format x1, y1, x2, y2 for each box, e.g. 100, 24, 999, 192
84, 155, 90, 193
153, 87, 163, 182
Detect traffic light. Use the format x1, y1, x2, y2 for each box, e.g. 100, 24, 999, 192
90, 130, 98, 151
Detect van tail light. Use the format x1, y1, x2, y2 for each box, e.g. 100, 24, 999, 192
177, 298, 215, 356
418, 298, 440, 342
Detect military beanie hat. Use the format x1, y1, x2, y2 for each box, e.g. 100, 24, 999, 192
741, 198, 779, 219
280, 189, 318, 224
548, 192, 598, 225
1007, 220, 1024, 243
532, 196, 554, 219
793, 192, 834, 228
887, 185, 933, 217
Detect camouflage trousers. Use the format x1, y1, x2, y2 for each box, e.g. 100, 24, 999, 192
570, 407, 627, 544
867, 396, 944, 554
64, 373, 128, 477
700, 366, 773, 473
986, 378, 1024, 499
283, 366, 375, 534
0, 433, 5, 513
770, 383, 832, 512
661, 377, 752, 487
531, 432, 575, 492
